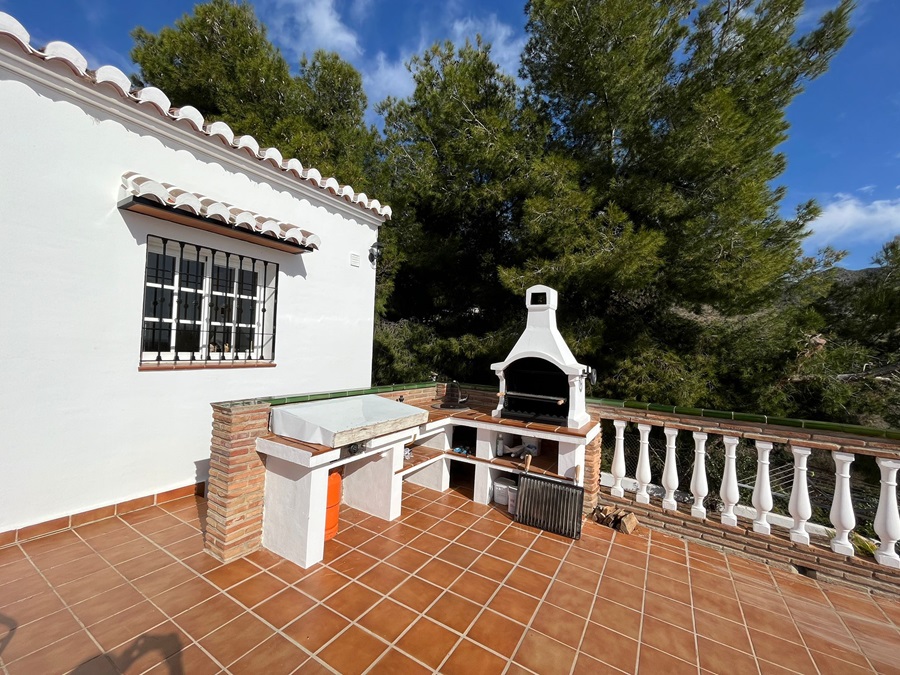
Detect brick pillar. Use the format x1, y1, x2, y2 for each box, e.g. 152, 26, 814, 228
205, 401, 270, 562
583, 428, 602, 516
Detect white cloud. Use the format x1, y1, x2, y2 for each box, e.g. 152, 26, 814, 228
807, 194, 900, 249
857, 184, 876, 194
364, 52, 414, 106
262, 0, 362, 61
449, 14, 526, 79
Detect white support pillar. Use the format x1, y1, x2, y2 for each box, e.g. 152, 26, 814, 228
752, 441, 774, 535
789, 446, 812, 545
662, 427, 679, 511
720, 436, 740, 527
690, 432, 708, 519
635, 424, 652, 504
830, 452, 856, 556
873, 458, 900, 568
558, 440, 585, 485
473, 428, 495, 505
611, 420, 627, 498
343, 447, 402, 522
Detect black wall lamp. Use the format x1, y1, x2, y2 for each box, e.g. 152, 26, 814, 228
369, 241, 384, 263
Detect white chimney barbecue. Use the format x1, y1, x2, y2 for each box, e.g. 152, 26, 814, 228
492, 285, 592, 428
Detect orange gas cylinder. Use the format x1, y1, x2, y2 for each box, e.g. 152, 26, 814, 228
324, 469, 342, 541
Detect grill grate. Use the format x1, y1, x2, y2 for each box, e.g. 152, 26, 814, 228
514, 474, 584, 539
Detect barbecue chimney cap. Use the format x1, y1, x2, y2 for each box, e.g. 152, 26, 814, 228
526, 285, 557, 311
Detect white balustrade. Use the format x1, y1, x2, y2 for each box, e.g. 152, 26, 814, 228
830, 452, 856, 556
789, 446, 812, 545
752, 441, 773, 534
690, 432, 708, 519
662, 427, 679, 511
635, 423, 652, 504
720, 436, 740, 526
874, 458, 900, 568
611, 420, 627, 498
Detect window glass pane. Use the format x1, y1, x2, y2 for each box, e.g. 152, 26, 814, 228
147, 252, 175, 285
236, 327, 253, 352
178, 291, 203, 322
236, 298, 256, 325
175, 325, 201, 352
144, 287, 173, 319
142, 322, 171, 352
238, 269, 258, 296
212, 265, 235, 293
180, 258, 205, 290
210, 296, 233, 323
208, 326, 230, 354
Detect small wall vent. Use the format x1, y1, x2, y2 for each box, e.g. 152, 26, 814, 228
349, 252, 361, 267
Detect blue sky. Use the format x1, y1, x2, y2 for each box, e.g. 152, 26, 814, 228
3, 0, 898, 269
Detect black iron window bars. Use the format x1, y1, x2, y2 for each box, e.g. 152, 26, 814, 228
141, 235, 278, 363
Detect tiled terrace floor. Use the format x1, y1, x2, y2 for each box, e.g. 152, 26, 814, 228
1, 484, 899, 675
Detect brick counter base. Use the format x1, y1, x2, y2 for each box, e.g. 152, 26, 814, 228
600, 491, 900, 599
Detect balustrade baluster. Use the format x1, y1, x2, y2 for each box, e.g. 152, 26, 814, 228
720, 436, 739, 526
789, 446, 812, 545
635, 423, 652, 504
611, 420, 627, 498
830, 452, 856, 556
874, 458, 900, 568
752, 441, 773, 534
662, 428, 679, 511
690, 432, 708, 519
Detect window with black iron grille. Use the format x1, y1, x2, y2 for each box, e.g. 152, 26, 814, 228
141, 236, 278, 363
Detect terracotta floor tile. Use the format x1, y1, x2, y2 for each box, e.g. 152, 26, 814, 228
358, 562, 408, 595
331, 525, 373, 549
514, 630, 577, 675
0, 546, 26, 567
29, 540, 94, 570
97, 536, 158, 566
4, 629, 100, 675
812, 650, 880, 675
395, 617, 459, 669
565, 546, 605, 572
322, 540, 352, 564
284, 604, 349, 653
173, 593, 243, 640
131, 561, 196, 597
641, 615, 697, 664
65, 654, 119, 674
2, 592, 66, 643
359, 598, 419, 643
200, 612, 274, 666
441, 637, 507, 675
556, 560, 601, 591
425, 591, 482, 633
409, 532, 450, 556
488, 585, 539, 625
531, 602, 587, 648
420, 502, 456, 520
743, 602, 802, 642
694, 608, 752, 654
647, 554, 690, 583
698, 635, 762, 675
643, 591, 693, 630
581, 620, 639, 671
545, 580, 595, 618
1, 608, 82, 663
380, 522, 421, 544
227, 571, 286, 608
42, 553, 111, 586
692, 567, 737, 594
54, 566, 125, 605
153, 576, 218, 617
295, 567, 351, 600
142, 643, 220, 675
19, 530, 81, 556
456, 529, 495, 552
436, 542, 481, 569
119, 506, 169, 527
750, 627, 819, 674
471, 518, 507, 537
87, 600, 168, 651
318, 625, 388, 675
444, 510, 480, 529
572, 651, 630, 675
357, 534, 404, 559
70, 583, 144, 627
385, 547, 430, 574
389, 576, 442, 613
531, 535, 570, 559
229, 633, 309, 675
253, 586, 316, 628
505, 567, 553, 598
594, 577, 644, 613
367, 647, 432, 675
590, 596, 642, 640
449, 571, 499, 605
203, 557, 260, 590
469, 554, 514, 582
329, 549, 379, 579
243, 547, 283, 570
465, 609, 524, 659
417, 558, 463, 587
428, 520, 466, 542
327, 581, 382, 621
693, 584, 744, 623
181, 551, 222, 575
106, 621, 188, 674
638, 643, 698, 675
145, 522, 198, 547
268, 558, 309, 584
608, 544, 647, 569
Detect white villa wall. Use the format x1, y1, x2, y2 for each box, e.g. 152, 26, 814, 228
0, 50, 383, 530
